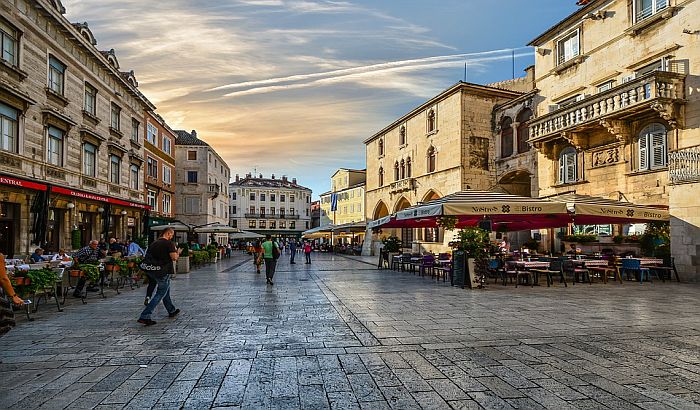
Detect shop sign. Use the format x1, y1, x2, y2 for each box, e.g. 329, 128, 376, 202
52, 187, 151, 210
127, 217, 135, 227
0, 175, 48, 191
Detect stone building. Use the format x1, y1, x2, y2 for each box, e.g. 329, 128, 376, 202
174, 130, 230, 245
527, 0, 700, 278
143, 111, 176, 238
229, 174, 312, 239
319, 169, 366, 226
0, 0, 153, 256
310, 200, 321, 229
364, 82, 522, 254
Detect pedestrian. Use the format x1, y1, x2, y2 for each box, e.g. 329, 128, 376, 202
304, 241, 312, 264
0, 253, 25, 339
289, 239, 297, 264
252, 240, 264, 274
225, 243, 232, 258
260, 234, 280, 285
137, 227, 182, 326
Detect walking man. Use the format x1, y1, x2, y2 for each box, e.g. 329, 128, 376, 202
304, 241, 312, 264
289, 239, 297, 264
138, 228, 181, 326
260, 234, 279, 285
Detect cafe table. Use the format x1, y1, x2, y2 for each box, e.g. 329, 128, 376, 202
508, 260, 551, 270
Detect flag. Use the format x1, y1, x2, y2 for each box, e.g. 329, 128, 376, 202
330, 193, 338, 212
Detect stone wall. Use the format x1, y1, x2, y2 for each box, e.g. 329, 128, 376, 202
670, 182, 700, 281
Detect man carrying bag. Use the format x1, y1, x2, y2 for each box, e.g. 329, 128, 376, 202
137, 228, 181, 326
260, 234, 280, 286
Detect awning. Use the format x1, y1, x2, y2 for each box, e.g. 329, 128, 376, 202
229, 230, 264, 239
333, 221, 367, 233
150, 222, 193, 232
545, 193, 669, 224
302, 224, 335, 238
368, 215, 393, 229
194, 224, 240, 234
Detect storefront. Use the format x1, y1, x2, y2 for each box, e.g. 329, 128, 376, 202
0, 175, 50, 257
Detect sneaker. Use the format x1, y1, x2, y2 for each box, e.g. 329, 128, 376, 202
137, 319, 157, 326
144, 297, 150, 306
168, 309, 181, 318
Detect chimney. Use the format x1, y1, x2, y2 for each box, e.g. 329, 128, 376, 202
235, 174, 239, 182
271, 174, 275, 179
246, 173, 251, 178
292, 178, 297, 184
191, 130, 197, 138
282, 176, 288, 182
259, 173, 263, 179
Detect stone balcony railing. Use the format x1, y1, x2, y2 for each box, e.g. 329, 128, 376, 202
389, 177, 415, 194
669, 145, 700, 184
529, 71, 686, 142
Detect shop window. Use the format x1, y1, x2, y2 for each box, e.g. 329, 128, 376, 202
500, 117, 513, 158
83, 143, 97, 177
47, 126, 64, 166
558, 147, 578, 184
638, 123, 667, 170
48, 56, 65, 95
0, 20, 19, 66
0, 102, 18, 153
109, 154, 121, 183
516, 109, 532, 154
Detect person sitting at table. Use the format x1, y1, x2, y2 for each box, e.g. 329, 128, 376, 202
72, 240, 105, 298
566, 243, 578, 255
51, 249, 71, 262
28, 248, 44, 263
108, 238, 124, 256
126, 239, 146, 257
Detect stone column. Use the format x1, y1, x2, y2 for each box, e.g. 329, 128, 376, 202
512, 122, 520, 155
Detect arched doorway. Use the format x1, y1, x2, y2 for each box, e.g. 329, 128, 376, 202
421, 191, 442, 243
497, 170, 532, 197
372, 201, 389, 220
393, 197, 413, 248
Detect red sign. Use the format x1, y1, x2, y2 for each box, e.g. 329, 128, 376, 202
0, 175, 48, 191
52, 187, 151, 210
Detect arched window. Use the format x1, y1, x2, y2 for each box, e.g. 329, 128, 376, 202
559, 147, 577, 184
394, 161, 399, 181
399, 126, 406, 146
427, 109, 436, 133
500, 117, 513, 158
400, 159, 406, 179
378, 167, 384, 186
378, 139, 384, 156
427, 146, 436, 173
406, 157, 412, 177
638, 123, 667, 171
516, 109, 532, 154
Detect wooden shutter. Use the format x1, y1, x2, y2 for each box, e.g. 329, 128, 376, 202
566, 152, 576, 182
650, 132, 667, 169
559, 154, 565, 183
639, 134, 649, 171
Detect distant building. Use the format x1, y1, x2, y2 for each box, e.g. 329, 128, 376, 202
310, 200, 321, 229
229, 174, 312, 239
319, 169, 366, 226
174, 130, 230, 244
144, 111, 177, 239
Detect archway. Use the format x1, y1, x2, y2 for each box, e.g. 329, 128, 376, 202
421, 190, 441, 203
393, 197, 412, 213
421, 190, 442, 243
372, 201, 389, 220
497, 170, 532, 197
392, 197, 413, 247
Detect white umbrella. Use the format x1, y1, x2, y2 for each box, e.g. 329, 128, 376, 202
194, 224, 240, 234
150, 222, 192, 232
229, 230, 264, 239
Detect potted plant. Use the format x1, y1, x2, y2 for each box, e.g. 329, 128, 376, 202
640, 222, 670, 258
449, 227, 489, 289
177, 243, 190, 273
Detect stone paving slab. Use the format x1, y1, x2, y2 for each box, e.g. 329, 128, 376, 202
1, 252, 700, 409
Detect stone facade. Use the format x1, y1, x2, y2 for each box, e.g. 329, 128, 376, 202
0, 0, 153, 256
174, 130, 230, 245
319, 169, 366, 226
143, 111, 176, 233
229, 174, 312, 239
364, 82, 521, 254
527, 0, 699, 277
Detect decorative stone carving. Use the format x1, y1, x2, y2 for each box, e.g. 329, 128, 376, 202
650, 101, 681, 129
0, 152, 21, 169
591, 146, 621, 168
561, 131, 586, 149
599, 119, 631, 143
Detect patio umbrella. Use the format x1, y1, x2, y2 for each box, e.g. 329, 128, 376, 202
332, 221, 367, 233
150, 222, 193, 232
193, 224, 240, 234
229, 230, 264, 240
545, 193, 669, 224
302, 224, 335, 239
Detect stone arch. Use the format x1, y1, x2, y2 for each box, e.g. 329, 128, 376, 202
372, 201, 389, 220
421, 190, 441, 203
393, 196, 412, 213
498, 170, 532, 197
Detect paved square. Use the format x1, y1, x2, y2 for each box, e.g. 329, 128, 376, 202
2, 253, 700, 409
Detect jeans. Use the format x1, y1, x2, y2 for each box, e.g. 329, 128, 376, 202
139, 274, 176, 320
145, 278, 156, 299
264, 258, 277, 279
305, 253, 311, 263
290, 251, 296, 263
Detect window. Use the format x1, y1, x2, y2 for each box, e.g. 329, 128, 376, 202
185, 197, 200, 214
48, 56, 65, 94
279, 220, 286, 229
427, 146, 436, 173
500, 117, 513, 158
187, 150, 197, 160
557, 30, 580, 65
573, 224, 612, 236
83, 143, 97, 177
162, 193, 171, 215
399, 126, 406, 145
638, 123, 667, 171
147, 122, 158, 144
269, 221, 276, 229
249, 220, 256, 229
378, 167, 384, 186
147, 157, 158, 178
250, 192, 255, 201
407, 157, 412, 177
1, 20, 19, 66
84, 83, 97, 115
558, 147, 577, 184
187, 170, 198, 183
635, 0, 668, 23
400, 159, 406, 179
147, 190, 157, 210
163, 165, 171, 184
378, 139, 384, 156
212, 206, 216, 216
597, 81, 615, 93
290, 195, 295, 203
427, 109, 436, 133
231, 220, 238, 228
259, 220, 266, 229
163, 137, 171, 155
232, 205, 237, 215
110, 103, 121, 130
304, 221, 309, 230
260, 207, 266, 216
47, 126, 64, 166
516, 110, 532, 154
280, 195, 286, 202
249, 206, 256, 214
261, 193, 266, 201
290, 221, 296, 229
110, 154, 121, 184
131, 119, 140, 143
232, 192, 237, 200
424, 227, 441, 243
290, 207, 295, 216
280, 208, 286, 217
0, 102, 19, 153
635, 58, 670, 77
270, 194, 275, 202
394, 161, 399, 181
130, 164, 140, 190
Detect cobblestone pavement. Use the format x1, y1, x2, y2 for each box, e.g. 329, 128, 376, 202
2, 252, 700, 409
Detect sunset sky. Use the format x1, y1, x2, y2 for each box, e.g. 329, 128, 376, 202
64, 0, 578, 198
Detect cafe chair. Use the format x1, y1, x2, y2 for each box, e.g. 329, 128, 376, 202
563, 260, 591, 285
531, 260, 566, 287
651, 257, 679, 282
419, 254, 436, 277
620, 259, 651, 283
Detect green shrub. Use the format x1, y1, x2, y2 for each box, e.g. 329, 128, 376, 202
178, 243, 190, 257
382, 236, 402, 252
449, 227, 489, 259
71, 230, 82, 250
563, 234, 597, 243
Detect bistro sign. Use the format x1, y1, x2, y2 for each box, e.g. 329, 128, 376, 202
52, 187, 151, 210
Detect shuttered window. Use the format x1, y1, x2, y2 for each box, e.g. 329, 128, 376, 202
559, 147, 577, 184
638, 123, 667, 171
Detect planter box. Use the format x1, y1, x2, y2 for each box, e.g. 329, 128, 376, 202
177, 256, 190, 273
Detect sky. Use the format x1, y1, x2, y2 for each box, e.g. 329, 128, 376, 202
64, 0, 578, 199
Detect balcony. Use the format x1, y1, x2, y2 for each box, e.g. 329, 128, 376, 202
669, 146, 700, 184
389, 177, 415, 194
281, 214, 300, 220
529, 71, 686, 145
245, 213, 262, 218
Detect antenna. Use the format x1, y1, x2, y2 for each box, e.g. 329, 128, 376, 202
464, 61, 468, 82
512, 49, 515, 79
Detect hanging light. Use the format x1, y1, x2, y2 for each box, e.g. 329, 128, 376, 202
66, 203, 75, 209
120, 210, 128, 215
97, 207, 105, 213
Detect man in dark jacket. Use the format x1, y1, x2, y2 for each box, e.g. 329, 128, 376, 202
289, 240, 297, 264
138, 228, 182, 326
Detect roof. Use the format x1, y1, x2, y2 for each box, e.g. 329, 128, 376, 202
363, 81, 522, 144
230, 177, 311, 191
174, 130, 209, 146
528, 1, 598, 46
